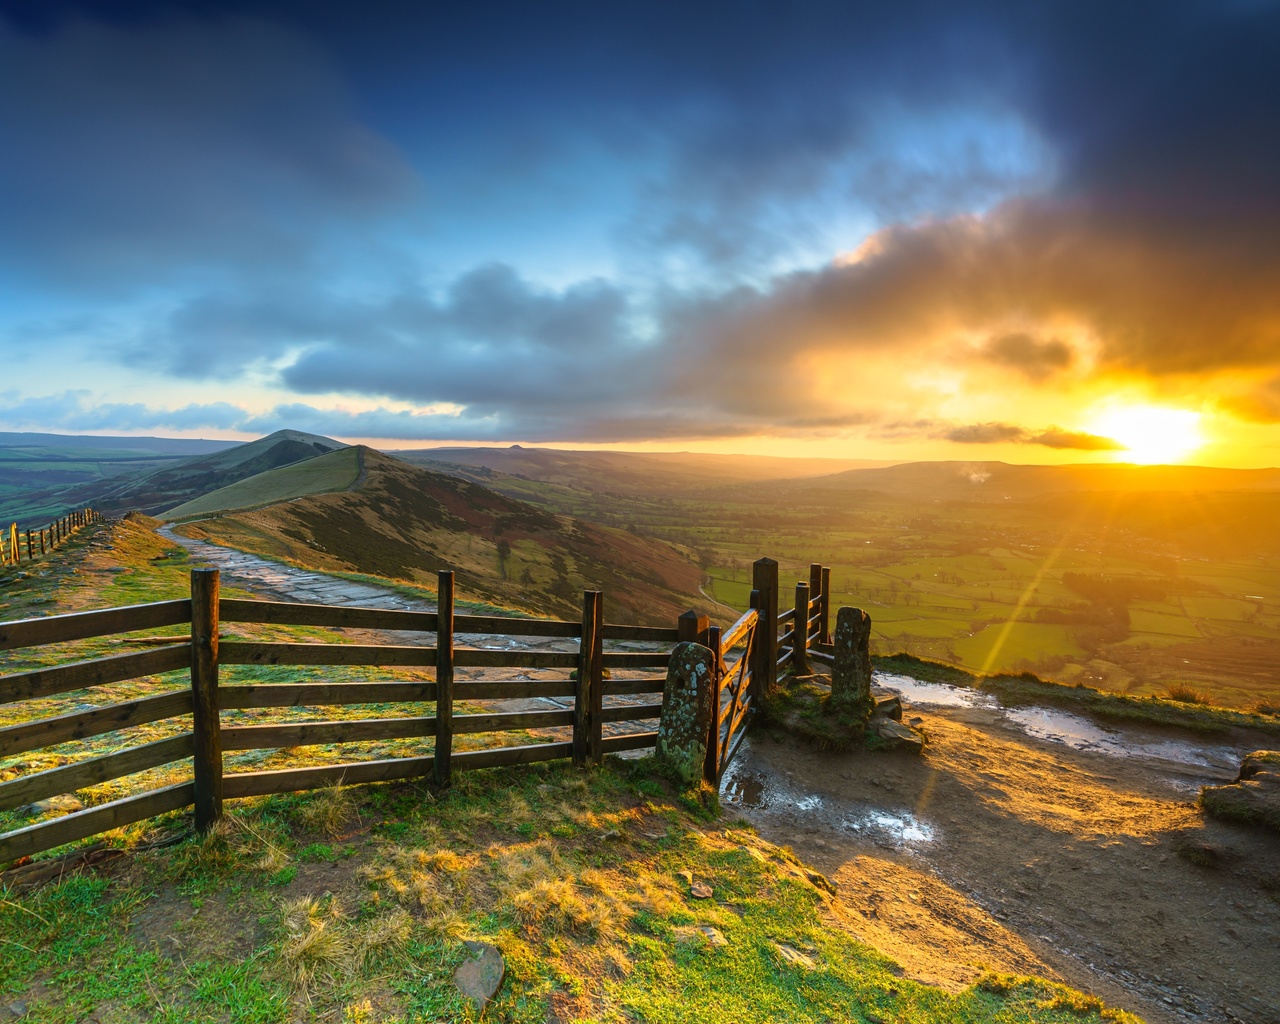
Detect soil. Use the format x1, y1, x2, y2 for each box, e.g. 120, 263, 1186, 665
724, 705, 1280, 1024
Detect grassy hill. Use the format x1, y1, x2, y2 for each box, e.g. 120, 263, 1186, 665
163, 445, 363, 520
0, 433, 239, 522
48, 429, 349, 519
176, 448, 709, 625
394, 445, 890, 497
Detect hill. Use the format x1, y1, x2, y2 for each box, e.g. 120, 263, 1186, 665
162, 445, 363, 520
798, 460, 1280, 502
394, 445, 890, 496
0, 433, 240, 522
58, 429, 348, 518
175, 447, 708, 624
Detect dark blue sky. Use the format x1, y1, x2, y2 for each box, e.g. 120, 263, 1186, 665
2, 0, 1278, 463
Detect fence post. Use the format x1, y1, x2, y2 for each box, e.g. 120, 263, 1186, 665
434, 570, 454, 788
793, 581, 810, 675
25, 529, 32, 560
750, 558, 778, 699
39, 528, 45, 555
191, 568, 223, 832
574, 590, 604, 767
808, 563, 822, 644
678, 610, 710, 647
820, 565, 832, 644
703, 624, 723, 785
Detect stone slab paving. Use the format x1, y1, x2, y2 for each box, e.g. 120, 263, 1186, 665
160, 527, 663, 742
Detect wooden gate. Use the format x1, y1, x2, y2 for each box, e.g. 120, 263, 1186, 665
704, 591, 760, 784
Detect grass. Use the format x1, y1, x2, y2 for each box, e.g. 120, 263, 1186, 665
162, 447, 362, 520
0, 759, 1142, 1024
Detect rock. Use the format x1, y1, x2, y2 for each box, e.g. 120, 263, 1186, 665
1200, 750, 1280, 831
676, 869, 693, 886
871, 692, 902, 720
453, 940, 504, 1011
771, 942, 816, 970
870, 718, 925, 754
18, 794, 84, 817
830, 607, 873, 713
690, 880, 713, 899
655, 642, 716, 785
7, 1000, 29, 1018
674, 924, 727, 947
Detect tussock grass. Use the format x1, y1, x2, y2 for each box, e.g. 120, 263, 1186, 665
1164, 682, 1212, 705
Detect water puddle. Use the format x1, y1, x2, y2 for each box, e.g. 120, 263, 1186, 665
873, 672, 1245, 781
875, 673, 997, 709
722, 750, 936, 849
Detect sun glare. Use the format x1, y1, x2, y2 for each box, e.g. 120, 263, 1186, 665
1090, 404, 1205, 464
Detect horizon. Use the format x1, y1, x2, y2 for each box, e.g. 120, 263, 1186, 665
2, 3, 1279, 468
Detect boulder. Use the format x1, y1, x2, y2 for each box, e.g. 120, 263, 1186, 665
453, 940, 504, 1011
656, 642, 716, 785
870, 718, 925, 754
1200, 750, 1280, 831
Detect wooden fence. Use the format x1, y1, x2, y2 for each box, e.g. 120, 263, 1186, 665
1, 508, 101, 565
0, 556, 834, 866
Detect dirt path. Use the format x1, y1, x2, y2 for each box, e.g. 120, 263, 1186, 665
723, 684, 1280, 1024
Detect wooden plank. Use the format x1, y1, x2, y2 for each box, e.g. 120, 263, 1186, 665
453, 649, 577, 669
454, 709, 574, 734
434, 570, 454, 788
222, 717, 436, 750
220, 642, 437, 667
600, 624, 680, 642
601, 731, 657, 753
777, 648, 793, 670
0, 781, 195, 866
809, 649, 835, 665
0, 691, 193, 758
220, 598, 438, 632
453, 614, 579, 638
720, 608, 758, 653
455, 741, 573, 771
726, 694, 753, 744
599, 703, 662, 723
600, 652, 670, 669
776, 607, 796, 625
190, 569, 222, 832
224, 757, 435, 799
219, 682, 437, 709
0, 733, 194, 812
752, 559, 778, 701
603, 677, 665, 695
819, 566, 831, 645
0, 600, 191, 651
220, 741, 574, 800
455, 680, 575, 700
0, 645, 189, 706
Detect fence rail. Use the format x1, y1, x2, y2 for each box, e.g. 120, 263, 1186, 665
0, 566, 675, 865
1, 553, 834, 865
1, 508, 101, 566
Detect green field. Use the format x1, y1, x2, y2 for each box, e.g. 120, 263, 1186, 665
163, 446, 363, 519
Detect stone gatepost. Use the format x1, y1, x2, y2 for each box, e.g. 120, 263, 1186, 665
831, 606, 873, 715
656, 641, 716, 785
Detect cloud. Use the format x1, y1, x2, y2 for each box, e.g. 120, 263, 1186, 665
939, 420, 1122, 450
0, 391, 247, 433
0, 16, 417, 293
980, 332, 1073, 380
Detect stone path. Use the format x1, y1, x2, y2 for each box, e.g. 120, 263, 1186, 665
160, 527, 663, 741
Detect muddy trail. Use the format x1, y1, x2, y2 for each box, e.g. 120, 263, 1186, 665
723, 675, 1280, 1024
165, 529, 1280, 1023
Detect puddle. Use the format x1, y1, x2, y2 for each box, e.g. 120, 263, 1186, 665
721, 749, 935, 848
873, 672, 1245, 781
874, 673, 997, 709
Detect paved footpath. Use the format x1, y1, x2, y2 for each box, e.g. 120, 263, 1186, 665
160, 527, 662, 739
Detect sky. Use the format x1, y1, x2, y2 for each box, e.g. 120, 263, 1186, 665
1, 0, 1279, 467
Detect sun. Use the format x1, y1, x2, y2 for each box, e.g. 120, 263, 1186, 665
1089, 404, 1205, 464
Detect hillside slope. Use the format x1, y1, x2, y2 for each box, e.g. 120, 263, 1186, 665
74, 430, 348, 516
176, 448, 708, 624
162, 445, 362, 519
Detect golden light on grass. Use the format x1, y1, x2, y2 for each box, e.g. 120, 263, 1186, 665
1088, 403, 1205, 464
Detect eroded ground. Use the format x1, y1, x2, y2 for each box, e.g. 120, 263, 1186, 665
723, 699, 1280, 1024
